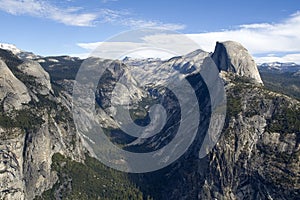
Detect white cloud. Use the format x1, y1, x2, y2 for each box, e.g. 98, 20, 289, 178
0, 0, 99, 26
77, 33, 199, 59
122, 19, 186, 31
135, 12, 300, 63
77, 42, 103, 51
99, 9, 131, 23
255, 53, 300, 64
77, 41, 176, 59
102, 0, 119, 3
0, 0, 185, 30
125, 49, 175, 60
74, 8, 300, 63
97, 10, 185, 30
186, 12, 300, 57
239, 23, 274, 29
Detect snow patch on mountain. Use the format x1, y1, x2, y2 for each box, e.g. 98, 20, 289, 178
0, 43, 22, 54
0, 43, 41, 60
258, 62, 300, 73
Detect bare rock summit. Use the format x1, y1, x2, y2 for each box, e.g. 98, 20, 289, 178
212, 41, 263, 84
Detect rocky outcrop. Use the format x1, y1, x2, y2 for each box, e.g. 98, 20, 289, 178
17, 61, 53, 95
0, 114, 84, 200
198, 79, 299, 200
0, 132, 26, 200
0, 53, 85, 200
212, 41, 263, 84
23, 114, 84, 199
0, 59, 31, 111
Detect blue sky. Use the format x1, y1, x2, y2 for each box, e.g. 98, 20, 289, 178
0, 0, 300, 63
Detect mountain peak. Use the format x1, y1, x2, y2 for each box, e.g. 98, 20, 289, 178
0, 43, 22, 54
0, 43, 41, 60
212, 41, 263, 84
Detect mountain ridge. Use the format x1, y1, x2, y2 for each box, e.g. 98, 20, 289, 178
0, 41, 299, 199
0, 43, 41, 60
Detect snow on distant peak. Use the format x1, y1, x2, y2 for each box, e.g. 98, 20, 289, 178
258, 62, 300, 73
0, 43, 41, 60
0, 43, 22, 54
259, 62, 299, 68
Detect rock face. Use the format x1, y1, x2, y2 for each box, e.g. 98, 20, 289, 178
196, 80, 300, 200
0, 50, 84, 200
17, 61, 53, 95
212, 41, 263, 84
0, 132, 26, 200
0, 59, 31, 111
132, 73, 299, 200
94, 59, 146, 110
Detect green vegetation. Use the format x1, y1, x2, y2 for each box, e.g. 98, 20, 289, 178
0, 49, 23, 69
226, 74, 261, 118
227, 74, 300, 134
226, 83, 243, 117
29, 94, 72, 124
129, 95, 160, 122
256, 142, 299, 188
260, 72, 300, 100
37, 56, 82, 81
266, 106, 300, 133
0, 107, 44, 131
227, 94, 242, 118
0, 106, 44, 140
37, 153, 146, 200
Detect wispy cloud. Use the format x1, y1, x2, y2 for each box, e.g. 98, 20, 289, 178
77, 11, 300, 63
0, 0, 99, 26
96, 9, 185, 30
186, 11, 300, 61
254, 53, 300, 64
98, 9, 131, 23
122, 19, 186, 31
102, 0, 119, 3
0, 0, 185, 30
77, 33, 198, 59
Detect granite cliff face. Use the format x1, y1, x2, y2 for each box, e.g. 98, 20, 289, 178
165, 74, 299, 200
0, 59, 31, 111
0, 41, 299, 200
0, 50, 84, 200
212, 41, 263, 84
17, 61, 53, 95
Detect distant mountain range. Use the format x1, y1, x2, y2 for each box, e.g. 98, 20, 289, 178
258, 61, 300, 74
2, 42, 300, 74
